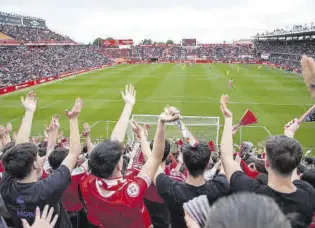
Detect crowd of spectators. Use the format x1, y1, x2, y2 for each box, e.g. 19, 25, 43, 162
0, 46, 110, 88
1, 41, 310, 89
0, 44, 256, 89
111, 45, 253, 61
0, 56, 315, 228
0, 24, 73, 43
255, 39, 315, 56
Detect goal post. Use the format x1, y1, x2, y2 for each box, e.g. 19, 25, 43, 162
127, 114, 220, 149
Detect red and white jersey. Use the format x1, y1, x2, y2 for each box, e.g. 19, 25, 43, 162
80, 173, 152, 228
63, 167, 86, 212
41, 163, 86, 212
229, 80, 233, 85
126, 164, 186, 204
169, 169, 186, 183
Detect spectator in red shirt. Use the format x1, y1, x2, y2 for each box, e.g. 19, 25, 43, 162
79, 85, 181, 228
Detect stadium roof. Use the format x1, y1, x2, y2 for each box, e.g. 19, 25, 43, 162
254, 29, 315, 39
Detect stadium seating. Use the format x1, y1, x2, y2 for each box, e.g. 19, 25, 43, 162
0, 24, 73, 43
0, 46, 110, 88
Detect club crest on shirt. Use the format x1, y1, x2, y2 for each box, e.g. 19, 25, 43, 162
127, 182, 140, 198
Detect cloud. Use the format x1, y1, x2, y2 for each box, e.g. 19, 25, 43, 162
1, 0, 314, 44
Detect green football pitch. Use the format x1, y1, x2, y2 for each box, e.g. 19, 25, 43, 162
0, 63, 314, 152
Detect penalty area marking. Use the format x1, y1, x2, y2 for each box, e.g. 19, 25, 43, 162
1, 100, 62, 125
39, 100, 61, 109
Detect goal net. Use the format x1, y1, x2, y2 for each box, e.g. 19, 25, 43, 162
127, 114, 220, 149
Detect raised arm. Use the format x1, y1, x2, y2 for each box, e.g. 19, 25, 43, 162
139, 107, 181, 183
61, 98, 83, 172
127, 142, 140, 170
301, 55, 315, 99
16, 91, 38, 144
2, 123, 12, 146
45, 116, 60, 158
220, 95, 242, 182
131, 121, 151, 161
174, 150, 184, 172
110, 84, 136, 142
0, 126, 5, 150
284, 118, 299, 138
82, 123, 94, 156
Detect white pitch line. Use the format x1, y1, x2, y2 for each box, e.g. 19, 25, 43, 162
1, 118, 19, 125
2, 100, 61, 125
39, 100, 61, 109
90, 121, 101, 129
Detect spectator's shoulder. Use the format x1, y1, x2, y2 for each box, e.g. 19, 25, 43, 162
294, 180, 315, 195
230, 171, 261, 192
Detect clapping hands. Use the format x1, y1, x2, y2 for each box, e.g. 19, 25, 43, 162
159, 106, 181, 123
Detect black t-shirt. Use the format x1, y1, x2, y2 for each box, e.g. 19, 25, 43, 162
230, 171, 315, 228
156, 173, 229, 228
0, 165, 72, 228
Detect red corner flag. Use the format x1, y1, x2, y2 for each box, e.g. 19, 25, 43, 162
208, 141, 216, 152
239, 109, 258, 126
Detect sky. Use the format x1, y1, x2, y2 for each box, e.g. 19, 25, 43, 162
1, 0, 315, 44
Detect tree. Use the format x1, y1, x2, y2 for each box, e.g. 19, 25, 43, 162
141, 39, 153, 45
166, 39, 174, 44
93, 38, 103, 46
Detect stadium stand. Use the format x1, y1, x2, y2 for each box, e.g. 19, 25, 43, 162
0, 32, 19, 46
0, 24, 74, 44
1, 10, 315, 228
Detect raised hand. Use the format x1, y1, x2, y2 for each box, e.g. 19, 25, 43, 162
121, 84, 136, 106
131, 120, 145, 139
220, 94, 232, 118
46, 115, 60, 134
82, 123, 91, 137
66, 98, 83, 119
13, 131, 17, 141
144, 124, 150, 138
301, 55, 315, 99
177, 149, 184, 164
235, 155, 241, 165
22, 205, 58, 228
5, 123, 12, 134
58, 131, 64, 140
214, 159, 222, 170
284, 118, 300, 138
159, 106, 181, 123
21, 91, 38, 112
0, 125, 5, 138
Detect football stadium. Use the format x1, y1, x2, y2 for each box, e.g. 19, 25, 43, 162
0, 1, 315, 228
